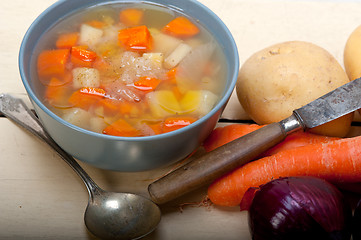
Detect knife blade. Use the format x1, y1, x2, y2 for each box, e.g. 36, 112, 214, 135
148, 77, 361, 205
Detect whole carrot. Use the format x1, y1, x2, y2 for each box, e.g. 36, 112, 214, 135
202, 124, 263, 152
207, 135, 361, 207
202, 124, 339, 155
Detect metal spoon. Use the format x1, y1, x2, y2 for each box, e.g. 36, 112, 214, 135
0, 93, 161, 240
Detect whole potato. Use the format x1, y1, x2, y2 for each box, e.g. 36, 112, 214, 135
344, 24, 361, 81
236, 41, 352, 137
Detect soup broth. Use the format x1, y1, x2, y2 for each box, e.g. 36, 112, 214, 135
34, 2, 227, 137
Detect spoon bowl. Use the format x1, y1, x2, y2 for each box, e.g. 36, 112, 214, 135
0, 94, 161, 240
85, 190, 161, 240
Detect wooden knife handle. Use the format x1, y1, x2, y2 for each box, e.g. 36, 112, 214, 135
148, 115, 302, 204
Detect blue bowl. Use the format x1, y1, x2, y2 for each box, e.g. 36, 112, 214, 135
19, 0, 239, 171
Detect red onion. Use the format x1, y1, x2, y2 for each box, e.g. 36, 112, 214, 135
248, 176, 352, 240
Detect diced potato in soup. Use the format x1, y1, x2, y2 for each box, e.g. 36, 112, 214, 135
35, 3, 227, 137
79, 24, 104, 47
72, 67, 100, 88
164, 43, 192, 69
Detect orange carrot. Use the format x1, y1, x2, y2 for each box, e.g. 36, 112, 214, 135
132, 76, 161, 92
68, 87, 105, 110
71, 46, 97, 67
39, 71, 72, 86
172, 86, 183, 101
262, 131, 339, 157
97, 98, 136, 116
202, 124, 339, 156
118, 25, 153, 52
117, 101, 135, 115
119, 8, 144, 26
162, 116, 197, 133
56, 32, 79, 49
207, 135, 361, 207
37, 49, 70, 77
166, 67, 178, 84
103, 118, 140, 137
92, 57, 116, 77
163, 16, 200, 38
148, 122, 163, 135
203, 124, 263, 152
44, 77, 72, 108
85, 20, 106, 29
97, 98, 121, 116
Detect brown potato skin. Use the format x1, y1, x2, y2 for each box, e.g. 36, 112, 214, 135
237, 41, 352, 137
344, 24, 361, 81
344, 24, 361, 119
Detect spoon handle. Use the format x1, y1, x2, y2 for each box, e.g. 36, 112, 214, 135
0, 93, 100, 196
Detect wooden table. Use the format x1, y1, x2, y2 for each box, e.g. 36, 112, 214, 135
1, 0, 361, 239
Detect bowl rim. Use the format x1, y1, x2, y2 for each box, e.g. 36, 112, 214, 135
19, 0, 239, 142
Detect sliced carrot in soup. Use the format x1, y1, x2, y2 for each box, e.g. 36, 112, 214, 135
37, 49, 70, 77
118, 25, 153, 52
55, 32, 79, 49
133, 76, 161, 92
68, 87, 105, 110
103, 118, 141, 137
162, 116, 196, 133
162, 16, 199, 38
119, 8, 144, 26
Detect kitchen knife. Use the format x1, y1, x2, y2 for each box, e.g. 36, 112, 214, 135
148, 77, 361, 205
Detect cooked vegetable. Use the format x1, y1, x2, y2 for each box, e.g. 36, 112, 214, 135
152, 32, 183, 57
119, 8, 144, 26
72, 67, 100, 88
55, 32, 79, 49
197, 90, 218, 116
164, 42, 192, 69
103, 118, 141, 137
118, 25, 153, 52
79, 24, 103, 46
166, 67, 178, 82
176, 42, 216, 92
163, 16, 200, 38
44, 77, 72, 108
248, 176, 352, 240
89, 117, 107, 133
142, 52, 164, 68
36, 5, 226, 137
37, 49, 70, 77
179, 90, 200, 113
162, 116, 196, 133
62, 108, 92, 129
236, 41, 352, 137
96, 98, 137, 117
203, 124, 339, 155
71, 46, 97, 62
85, 20, 106, 29
68, 87, 105, 110
132, 76, 161, 92
207, 135, 361, 206
147, 90, 182, 117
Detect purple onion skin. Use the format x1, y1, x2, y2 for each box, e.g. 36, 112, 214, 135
248, 176, 352, 240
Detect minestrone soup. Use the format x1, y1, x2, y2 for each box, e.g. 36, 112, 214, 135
35, 2, 227, 137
